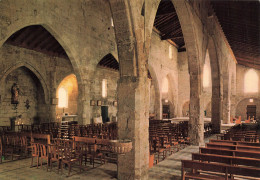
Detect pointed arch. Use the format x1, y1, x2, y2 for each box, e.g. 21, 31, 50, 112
0, 62, 49, 104
98, 53, 119, 71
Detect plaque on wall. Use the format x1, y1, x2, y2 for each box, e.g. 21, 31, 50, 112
97, 100, 102, 106
90, 100, 95, 106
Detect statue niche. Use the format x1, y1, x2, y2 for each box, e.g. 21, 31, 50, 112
11, 83, 20, 104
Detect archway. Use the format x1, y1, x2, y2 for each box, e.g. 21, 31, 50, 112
109, 0, 201, 178
56, 74, 78, 121
0, 24, 85, 123
0, 66, 46, 126
236, 98, 260, 121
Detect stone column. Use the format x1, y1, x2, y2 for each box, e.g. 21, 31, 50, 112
211, 82, 221, 133
117, 75, 150, 180
49, 70, 57, 123
189, 73, 204, 146
78, 81, 92, 125
222, 74, 231, 124
155, 93, 162, 119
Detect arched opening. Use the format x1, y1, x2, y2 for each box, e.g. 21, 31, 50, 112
95, 53, 119, 123
236, 98, 260, 121
1, 24, 81, 123
56, 74, 78, 119
244, 69, 259, 93
203, 50, 212, 89
0, 66, 45, 127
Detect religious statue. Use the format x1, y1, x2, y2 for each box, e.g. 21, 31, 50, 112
11, 83, 19, 104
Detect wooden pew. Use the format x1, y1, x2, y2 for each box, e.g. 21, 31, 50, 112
181, 160, 260, 180
206, 143, 260, 152
209, 139, 260, 147
200, 147, 260, 159
192, 153, 260, 168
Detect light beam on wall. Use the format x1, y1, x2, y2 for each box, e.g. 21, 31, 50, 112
58, 87, 68, 108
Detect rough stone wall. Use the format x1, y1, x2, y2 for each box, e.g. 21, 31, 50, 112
0, 44, 73, 125
90, 67, 119, 122
0, 0, 117, 125
0, 67, 39, 126
177, 52, 190, 117
149, 31, 179, 118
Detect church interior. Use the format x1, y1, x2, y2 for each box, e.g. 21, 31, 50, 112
0, 0, 259, 179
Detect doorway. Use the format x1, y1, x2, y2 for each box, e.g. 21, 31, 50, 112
101, 106, 109, 123
247, 105, 256, 119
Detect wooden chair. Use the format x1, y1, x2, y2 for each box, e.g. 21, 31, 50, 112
61, 145, 82, 176
50, 145, 62, 173
39, 144, 49, 171
85, 143, 103, 168
31, 143, 40, 168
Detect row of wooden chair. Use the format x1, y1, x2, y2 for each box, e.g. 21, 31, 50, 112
14, 123, 118, 140
182, 138, 260, 179
149, 120, 190, 164
30, 137, 112, 176
218, 125, 259, 142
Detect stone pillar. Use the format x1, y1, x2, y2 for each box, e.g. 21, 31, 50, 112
211, 82, 221, 133
49, 71, 57, 123
78, 82, 92, 125
189, 73, 204, 146
155, 93, 162, 119
117, 76, 149, 180
222, 74, 231, 124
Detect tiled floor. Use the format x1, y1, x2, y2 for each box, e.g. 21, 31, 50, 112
0, 136, 215, 180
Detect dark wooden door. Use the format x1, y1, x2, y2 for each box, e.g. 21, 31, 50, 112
101, 106, 109, 123
247, 105, 256, 119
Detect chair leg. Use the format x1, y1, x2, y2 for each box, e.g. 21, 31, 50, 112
37, 157, 39, 168
31, 157, 33, 167
68, 164, 71, 177
41, 158, 43, 168
61, 162, 63, 175
50, 160, 52, 171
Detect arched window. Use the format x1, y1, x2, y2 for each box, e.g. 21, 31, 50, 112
58, 87, 68, 108
102, 79, 108, 98
162, 77, 169, 93
244, 69, 258, 93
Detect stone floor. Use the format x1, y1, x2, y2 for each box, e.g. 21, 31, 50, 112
0, 136, 215, 180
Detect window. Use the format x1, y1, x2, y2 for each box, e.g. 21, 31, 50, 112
102, 79, 107, 98
111, 17, 114, 27
58, 87, 68, 108
162, 77, 169, 93
244, 69, 258, 93
169, 45, 172, 59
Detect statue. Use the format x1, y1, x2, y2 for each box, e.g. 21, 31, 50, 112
11, 83, 19, 104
